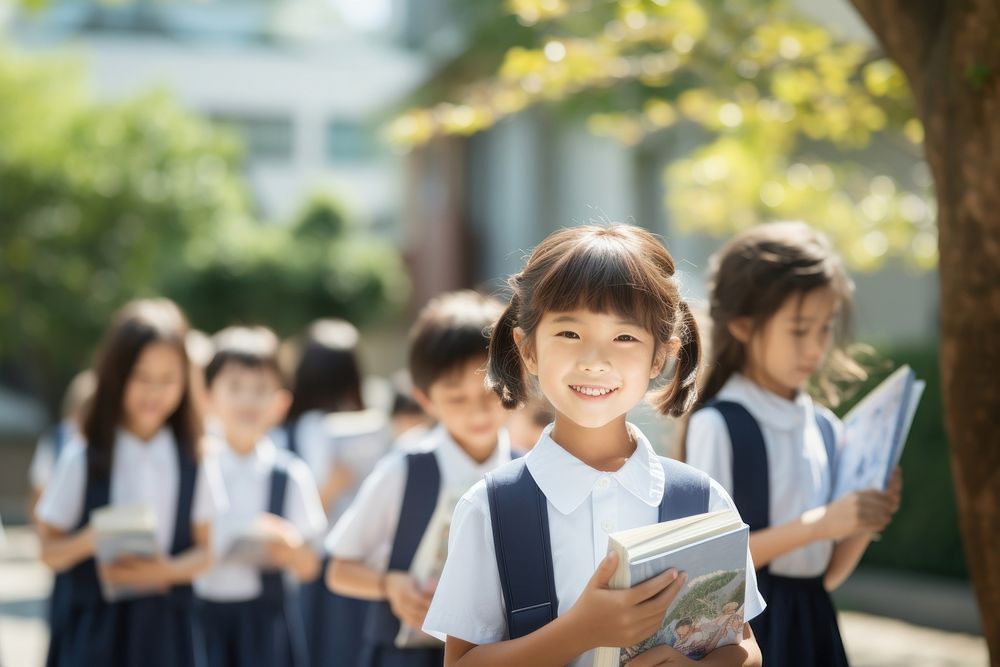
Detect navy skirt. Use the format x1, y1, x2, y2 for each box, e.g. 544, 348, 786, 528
299, 558, 370, 667
751, 574, 849, 667
359, 644, 444, 667
201, 598, 306, 667
45, 573, 72, 667
62, 594, 205, 667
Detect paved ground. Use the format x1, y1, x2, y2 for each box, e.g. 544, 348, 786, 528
0, 527, 989, 666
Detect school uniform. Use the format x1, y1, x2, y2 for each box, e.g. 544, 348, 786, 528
327, 424, 513, 667
687, 373, 849, 667
195, 437, 326, 667
422, 423, 765, 667
274, 409, 394, 667
36, 427, 227, 667
34, 421, 78, 667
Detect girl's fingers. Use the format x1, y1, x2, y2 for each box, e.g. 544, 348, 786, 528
629, 569, 680, 604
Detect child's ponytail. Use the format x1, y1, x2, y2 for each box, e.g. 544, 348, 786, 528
653, 299, 702, 417
486, 295, 528, 410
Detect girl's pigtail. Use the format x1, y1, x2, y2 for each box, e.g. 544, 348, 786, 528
486, 296, 528, 410
655, 300, 703, 417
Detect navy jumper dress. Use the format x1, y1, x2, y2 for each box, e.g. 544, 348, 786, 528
61, 444, 206, 667
705, 400, 849, 667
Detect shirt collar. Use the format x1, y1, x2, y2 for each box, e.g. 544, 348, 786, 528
116, 426, 175, 461
525, 423, 665, 515
430, 424, 512, 484
719, 373, 813, 431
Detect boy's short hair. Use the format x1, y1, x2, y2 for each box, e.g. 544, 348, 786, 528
408, 291, 504, 392
205, 326, 284, 387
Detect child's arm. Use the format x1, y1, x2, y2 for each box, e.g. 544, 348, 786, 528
327, 559, 433, 630
748, 487, 896, 568
319, 463, 355, 512
38, 522, 96, 572
443, 553, 687, 667
824, 468, 902, 591
100, 521, 214, 589
262, 514, 321, 582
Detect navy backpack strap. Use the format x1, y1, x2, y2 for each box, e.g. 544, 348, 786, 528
168, 443, 198, 606
657, 458, 711, 521
284, 419, 299, 456
486, 458, 558, 641
260, 460, 290, 606
703, 400, 770, 533
364, 451, 441, 645
67, 449, 111, 607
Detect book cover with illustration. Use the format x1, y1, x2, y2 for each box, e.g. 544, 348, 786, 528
595, 510, 749, 666
833, 364, 925, 497
394, 490, 465, 649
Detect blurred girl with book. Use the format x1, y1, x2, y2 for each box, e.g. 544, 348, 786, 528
685, 222, 903, 667
278, 318, 394, 667
35, 298, 227, 667
423, 225, 764, 667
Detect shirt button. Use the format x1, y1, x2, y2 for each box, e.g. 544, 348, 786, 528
597, 477, 610, 490
601, 519, 615, 532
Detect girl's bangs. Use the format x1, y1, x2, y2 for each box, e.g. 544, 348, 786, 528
532, 239, 663, 332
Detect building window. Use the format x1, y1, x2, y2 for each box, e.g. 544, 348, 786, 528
214, 114, 294, 162
326, 119, 377, 163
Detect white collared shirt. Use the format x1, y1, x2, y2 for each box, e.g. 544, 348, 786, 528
29, 421, 79, 490
37, 427, 227, 553
325, 425, 512, 571
686, 374, 843, 576
423, 424, 765, 667
194, 437, 326, 602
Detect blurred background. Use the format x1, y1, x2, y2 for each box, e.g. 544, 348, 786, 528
0, 0, 985, 664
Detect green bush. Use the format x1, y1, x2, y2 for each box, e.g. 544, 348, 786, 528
835, 341, 967, 579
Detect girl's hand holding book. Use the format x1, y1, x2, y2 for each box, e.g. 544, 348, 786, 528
99, 554, 172, 591
260, 514, 306, 568
384, 570, 433, 630
816, 488, 896, 541
567, 552, 688, 650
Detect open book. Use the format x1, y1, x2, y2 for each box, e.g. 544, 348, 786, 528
595, 509, 750, 666
91, 504, 159, 602
394, 490, 464, 649
833, 365, 925, 498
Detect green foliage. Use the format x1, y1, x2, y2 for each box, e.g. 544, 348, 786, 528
394, 0, 934, 271
163, 197, 408, 337
0, 47, 407, 405
837, 341, 967, 579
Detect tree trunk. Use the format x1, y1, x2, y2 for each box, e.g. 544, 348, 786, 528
850, 0, 1000, 660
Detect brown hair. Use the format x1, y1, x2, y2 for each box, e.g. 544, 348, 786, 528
486, 224, 701, 417
83, 299, 202, 479
409, 290, 505, 392
205, 326, 283, 388
287, 319, 365, 419
698, 221, 865, 407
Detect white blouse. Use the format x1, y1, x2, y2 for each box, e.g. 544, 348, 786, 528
37, 427, 227, 553
423, 424, 766, 667
686, 374, 843, 577
325, 425, 511, 572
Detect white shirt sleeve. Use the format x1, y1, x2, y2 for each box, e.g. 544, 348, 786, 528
685, 408, 734, 495
707, 479, 767, 622
192, 454, 228, 525
29, 436, 57, 490
423, 481, 507, 644
285, 457, 328, 542
36, 443, 87, 531
324, 452, 406, 567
